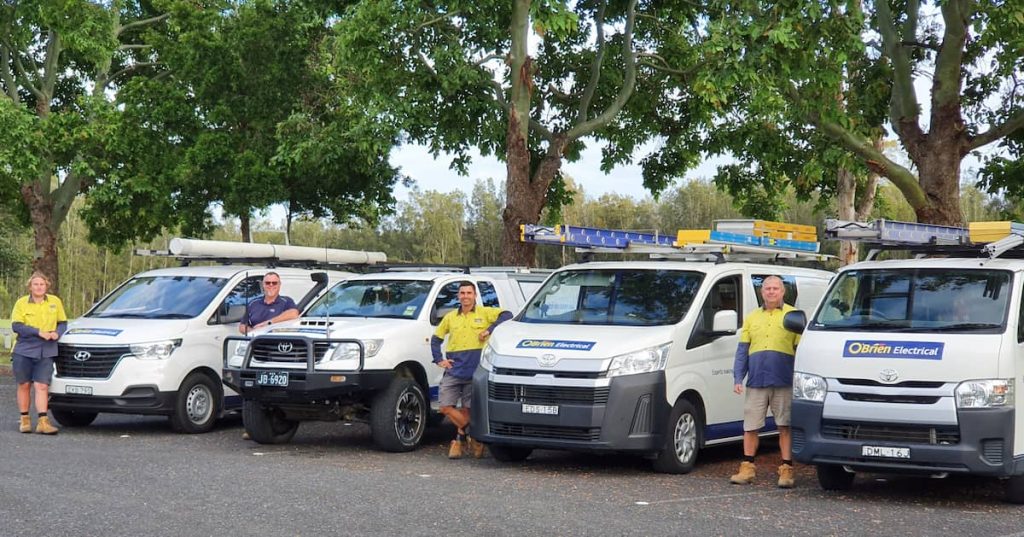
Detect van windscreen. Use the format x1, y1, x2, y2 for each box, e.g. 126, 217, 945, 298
305, 280, 432, 319
811, 268, 1012, 333
520, 269, 703, 326
89, 276, 228, 319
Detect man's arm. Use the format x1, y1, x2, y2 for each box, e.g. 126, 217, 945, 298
732, 313, 753, 393
480, 309, 513, 341
431, 315, 450, 367
11, 300, 41, 339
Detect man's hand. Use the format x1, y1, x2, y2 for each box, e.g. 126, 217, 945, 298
437, 359, 453, 369
478, 329, 490, 342
734, 384, 743, 395
239, 324, 249, 335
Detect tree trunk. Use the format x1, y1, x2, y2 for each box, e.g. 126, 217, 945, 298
21, 180, 61, 293
913, 135, 964, 226
836, 166, 859, 266
501, 0, 536, 267
240, 213, 252, 242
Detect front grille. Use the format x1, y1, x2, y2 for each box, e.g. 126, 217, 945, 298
250, 339, 332, 364
488, 382, 610, 405
822, 420, 960, 445
56, 345, 129, 378
836, 378, 945, 389
839, 393, 941, 404
490, 421, 601, 442
494, 367, 603, 379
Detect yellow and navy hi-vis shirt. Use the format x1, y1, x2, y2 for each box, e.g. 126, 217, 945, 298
733, 303, 799, 388
11, 294, 69, 358
430, 305, 512, 379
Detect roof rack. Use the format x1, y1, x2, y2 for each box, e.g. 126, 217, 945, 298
824, 219, 1024, 260
134, 238, 387, 268
521, 221, 832, 264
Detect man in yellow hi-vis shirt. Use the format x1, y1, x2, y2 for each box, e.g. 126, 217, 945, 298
11, 272, 68, 434
730, 275, 800, 488
431, 281, 511, 459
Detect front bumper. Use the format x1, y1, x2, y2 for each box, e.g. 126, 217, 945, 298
223, 367, 395, 402
792, 399, 1023, 476
471, 368, 670, 454
49, 386, 176, 416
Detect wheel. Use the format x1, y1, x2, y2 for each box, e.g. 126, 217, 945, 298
50, 409, 98, 427
242, 399, 299, 444
169, 372, 221, 434
489, 444, 533, 462
817, 464, 855, 490
370, 377, 427, 452
652, 399, 702, 474
1004, 474, 1024, 504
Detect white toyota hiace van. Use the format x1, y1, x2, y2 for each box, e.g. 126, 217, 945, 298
48, 239, 370, 433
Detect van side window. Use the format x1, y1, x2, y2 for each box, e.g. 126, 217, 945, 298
1018, 287, 1024, 343
217, 276, 264, 324
478, 281, 500, 307
687, 275, 741, 349
753, 274, 798, 307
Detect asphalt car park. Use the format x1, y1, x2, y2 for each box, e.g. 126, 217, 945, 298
1, 375, 1022, 537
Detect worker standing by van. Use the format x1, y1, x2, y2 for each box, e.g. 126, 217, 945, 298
730, 275, 799, 488
238, 272, 300, 334
11, 272, 67, 434
431, 281, 511, 459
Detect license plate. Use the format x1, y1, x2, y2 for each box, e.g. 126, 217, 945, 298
256, 371, 289, 387
522, 403, 558, 415
862, 445, 910, 459
65, 385, 93, 395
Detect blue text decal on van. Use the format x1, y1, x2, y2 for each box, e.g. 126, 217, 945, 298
66, 328, 123, 336
843, 340, 944, 360
517, 339, 596, 351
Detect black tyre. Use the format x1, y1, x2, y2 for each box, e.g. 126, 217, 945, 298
489, 444, 533, 463
817, 464, 855, 491
1005, 475, 1024, 504
370, 377, 427, 452
242, 399, 299, 444
652, 399, 702, 474
50, 409, 98, 427
169, 372, 221, 434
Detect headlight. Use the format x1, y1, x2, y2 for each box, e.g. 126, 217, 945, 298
361, 339, 384, 358
325, 342, 361, 363
793, 372, 827, 402
956, 379, 1014, 408
480, 343, 495, 371
227, 341, 249, 368
130, 339, 182, 360
606, 343, 670, 378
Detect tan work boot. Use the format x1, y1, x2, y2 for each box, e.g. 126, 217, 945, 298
19, 415, 32, 433
466, 436, 486, 459
777, 464, 795, 488
448, 438, 464, 459
730, 461, 756, 484
35, 415, 59, 435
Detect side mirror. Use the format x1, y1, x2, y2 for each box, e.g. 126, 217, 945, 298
311, 272, 328, 284
784, 310, 807, 334
711, 310, 738, 334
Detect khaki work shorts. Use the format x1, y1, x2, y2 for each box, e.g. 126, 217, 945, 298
743, 386, 792, 431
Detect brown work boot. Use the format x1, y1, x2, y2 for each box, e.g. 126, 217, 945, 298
777, 464, 795, 488
730, 461, 756, 484
35, 415, 59, 435
19, 415, 32, 433
448, 438, 464, 459
466, 436, 486, 459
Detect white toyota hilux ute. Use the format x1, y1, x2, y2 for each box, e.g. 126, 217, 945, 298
48, 239, 373, 433
223, 268, 548, 451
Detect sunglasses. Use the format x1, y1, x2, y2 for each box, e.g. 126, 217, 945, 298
263, 281, 280, 286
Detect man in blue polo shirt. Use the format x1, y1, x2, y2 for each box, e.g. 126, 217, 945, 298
238, 272, 299, 335
431, 281, 512, 459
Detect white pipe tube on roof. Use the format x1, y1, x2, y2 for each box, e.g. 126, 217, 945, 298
168, 238, 386, 264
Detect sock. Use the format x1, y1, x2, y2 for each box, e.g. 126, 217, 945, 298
21, 412, 28, 416
782, 459, 793, 466
743, 455, 755, 463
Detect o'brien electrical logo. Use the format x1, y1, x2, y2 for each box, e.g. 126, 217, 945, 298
843, 340, 944, 360
66, 328, 123, 337
517, 339, 596, 351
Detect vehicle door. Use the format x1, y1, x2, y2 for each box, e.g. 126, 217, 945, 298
684, 273, 743, 428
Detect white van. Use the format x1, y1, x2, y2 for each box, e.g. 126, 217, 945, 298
48, 240, 371, 433
473, 259, 832, 472
223, 268, 549, 451
791, 224, 1024, 503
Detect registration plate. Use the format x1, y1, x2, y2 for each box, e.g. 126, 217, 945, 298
65, 385, 93, 395
256, 371, 289, 387
522, 403, 559, 415
862, 445, 911, 459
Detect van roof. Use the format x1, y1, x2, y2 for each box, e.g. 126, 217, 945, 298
342, 271, 521, 282
842, 257, 1024, 272
132, 265, 356, 279
554, 260, 833, 278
